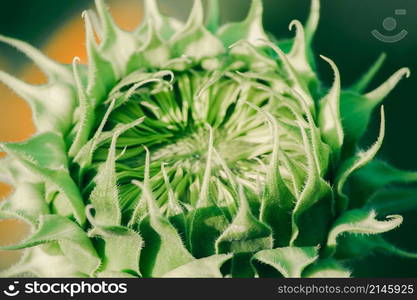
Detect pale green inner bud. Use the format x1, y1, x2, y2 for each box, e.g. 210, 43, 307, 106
87, 70, 313, 217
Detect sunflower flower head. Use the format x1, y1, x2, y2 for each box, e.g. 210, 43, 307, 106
0, 0, 415, 278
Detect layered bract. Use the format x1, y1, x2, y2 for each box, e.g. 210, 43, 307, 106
0, 0, 416, 277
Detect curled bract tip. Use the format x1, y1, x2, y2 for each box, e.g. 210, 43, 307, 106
85, 204, 96, 225
366, 67, 411, 103
72, 56, 81, 64
289, 19, 303, 31
403, 67, 411, 78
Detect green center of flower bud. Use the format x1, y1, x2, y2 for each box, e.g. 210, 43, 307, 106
88, 70, 317, 216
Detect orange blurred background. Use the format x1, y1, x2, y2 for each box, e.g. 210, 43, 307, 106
0, 0, 142, 270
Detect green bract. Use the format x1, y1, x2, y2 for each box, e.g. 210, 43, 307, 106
0, 0, 416, 278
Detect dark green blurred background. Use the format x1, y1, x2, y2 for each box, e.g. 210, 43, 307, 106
1, 0, 417, 277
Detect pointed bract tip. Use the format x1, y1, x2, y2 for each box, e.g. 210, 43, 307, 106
0, 34, 72, 81
143, 145, 150, 155
306, 0, 320, 43
71, 55, 86, 104
351, 52, 389, 93
319, 54, 329, 61
246, 0, 263, 21
380, 104, 385, 114
94, 0, 113, 21
186, 0, 204, 25
320, 55, 340, 76
132, 179, 160, 217
376, 105, 386, 146
236, 183, 251, 211
94, 0, 106, 8
94, 0, 118, 38
144, 0, 161, 17
83, 11, 95, 37
0, 70, 41, 102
